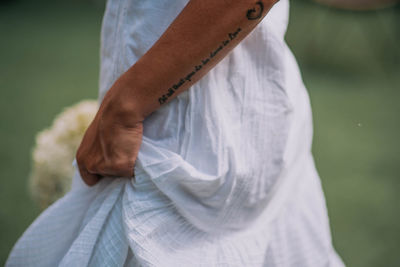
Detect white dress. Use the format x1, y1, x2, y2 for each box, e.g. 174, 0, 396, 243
7, 0, 346, 266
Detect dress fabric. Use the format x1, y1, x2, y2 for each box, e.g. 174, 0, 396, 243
7, 0, 345, 266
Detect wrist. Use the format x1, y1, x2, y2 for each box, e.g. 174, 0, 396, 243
100, 76, 146, 128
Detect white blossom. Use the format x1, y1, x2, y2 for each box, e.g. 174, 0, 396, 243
29, 100, 99, 209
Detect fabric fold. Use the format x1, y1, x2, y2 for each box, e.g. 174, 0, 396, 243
6, 0, 345, 265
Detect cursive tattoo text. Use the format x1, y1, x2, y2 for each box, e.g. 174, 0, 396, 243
158, 27, 242, 105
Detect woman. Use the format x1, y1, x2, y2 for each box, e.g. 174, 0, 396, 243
7, 0, 345, 266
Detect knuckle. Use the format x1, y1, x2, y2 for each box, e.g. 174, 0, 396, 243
103, 160, 115, 173
76, 153, 83, 165
114, 159, 129, 170
86, 162, 97, 174
76, 152, 86, 168
106, 159, 134, 177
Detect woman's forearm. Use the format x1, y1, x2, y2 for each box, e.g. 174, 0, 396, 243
76, 0, 279, 184
106, 0, 278, 122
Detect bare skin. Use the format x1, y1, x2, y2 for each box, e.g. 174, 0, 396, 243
76, 0, 279, 186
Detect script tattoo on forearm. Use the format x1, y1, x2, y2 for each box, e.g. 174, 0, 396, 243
158, 1, 266, 105
158, 27, 242, 105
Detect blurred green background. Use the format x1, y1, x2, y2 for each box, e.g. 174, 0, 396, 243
0, 0, 399, 266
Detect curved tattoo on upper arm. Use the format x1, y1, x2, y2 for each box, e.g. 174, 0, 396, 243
246, 1, 264, 20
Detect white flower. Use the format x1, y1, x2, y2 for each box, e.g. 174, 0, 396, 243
29, 100, 99, 209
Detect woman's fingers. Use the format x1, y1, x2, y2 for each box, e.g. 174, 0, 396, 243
77, 152, 136, 186
77, 164, 101, 186
96, 120, 142, 178
100, 158, 136, 178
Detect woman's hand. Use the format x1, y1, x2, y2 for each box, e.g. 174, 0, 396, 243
76, 0, 281, 186
76, 76, 144, 186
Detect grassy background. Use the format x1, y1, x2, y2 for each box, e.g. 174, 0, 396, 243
286, 2, 400, 266
0, 0, 399, 266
